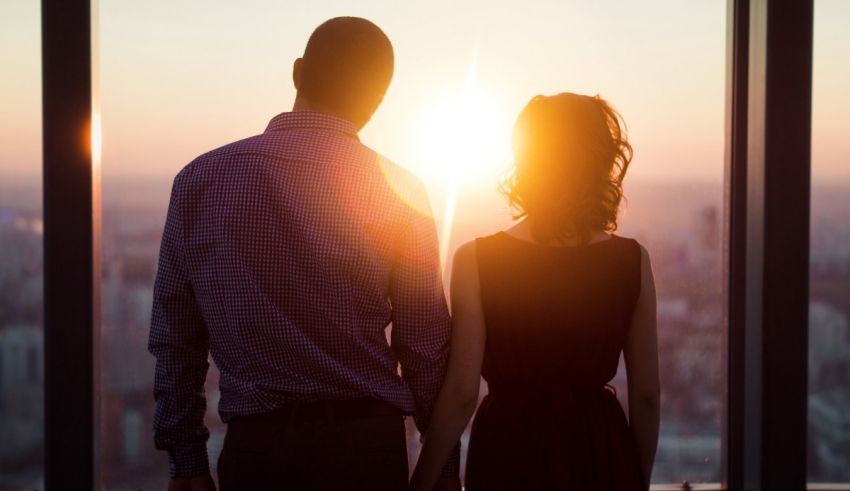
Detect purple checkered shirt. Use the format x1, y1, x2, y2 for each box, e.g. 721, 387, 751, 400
149, 111, 458, 478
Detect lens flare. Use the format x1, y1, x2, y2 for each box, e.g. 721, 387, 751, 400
416, 55, 511, 269
90, 111, 102, 165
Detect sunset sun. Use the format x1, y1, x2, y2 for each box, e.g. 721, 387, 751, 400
413, 64, 513, 266
417, 89, 511, 184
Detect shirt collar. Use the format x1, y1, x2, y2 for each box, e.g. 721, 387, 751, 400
265, 111, 360, 140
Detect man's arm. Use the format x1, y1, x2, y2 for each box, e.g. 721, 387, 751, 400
388, 189, 460, 479
148, 169, 212, 480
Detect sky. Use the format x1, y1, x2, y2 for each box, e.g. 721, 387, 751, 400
0, 1, 848, 189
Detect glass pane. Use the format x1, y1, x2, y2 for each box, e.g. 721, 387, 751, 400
0, 1, 43, 489
100, 1, 725, 487
809, 0, 850, 483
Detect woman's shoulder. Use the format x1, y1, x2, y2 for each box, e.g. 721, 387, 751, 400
611, 234, 650, 261
605, 235, 647, 271
474, 231, 509, 244
453, 234, 506, 274
608, 233, 641, 250
609, 235, 652, 297
462, 232, 508, 257
453, 239, 479, 265
450, 240, 483, 294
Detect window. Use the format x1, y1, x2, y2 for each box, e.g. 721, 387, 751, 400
808, 0, 850, 483
99, 1, 727, 488
0, 1, 43, 489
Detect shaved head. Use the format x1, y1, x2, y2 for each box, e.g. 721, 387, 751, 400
294, 17, 394, 128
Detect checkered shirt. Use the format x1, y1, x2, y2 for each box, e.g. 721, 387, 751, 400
149, 111, 457, 478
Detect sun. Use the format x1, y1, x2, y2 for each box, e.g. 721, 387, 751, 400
416, 88, 512, 185
414, 84, 512, 267
410, 56, 513, 267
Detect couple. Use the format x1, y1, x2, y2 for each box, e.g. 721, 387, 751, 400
149, 16, 660, 491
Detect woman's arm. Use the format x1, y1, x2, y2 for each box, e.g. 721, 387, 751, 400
410, 241, 487, 491
623, 244, 661, 487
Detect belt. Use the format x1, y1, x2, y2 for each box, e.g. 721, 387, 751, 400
234, 397, 403, 425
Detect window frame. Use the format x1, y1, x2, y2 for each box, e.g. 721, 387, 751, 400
40, 0, 825, 489
727, 0, 813, 489
42, 0, 100, 489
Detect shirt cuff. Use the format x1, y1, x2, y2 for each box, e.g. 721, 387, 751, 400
439, 442, 461, 478
168, 442, 211, 478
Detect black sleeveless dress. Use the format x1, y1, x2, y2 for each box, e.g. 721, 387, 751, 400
465, 232, 646, 490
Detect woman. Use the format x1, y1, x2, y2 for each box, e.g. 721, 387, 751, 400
411, 93, 660, 490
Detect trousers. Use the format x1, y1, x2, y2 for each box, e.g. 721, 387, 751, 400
217, 397, 409, 491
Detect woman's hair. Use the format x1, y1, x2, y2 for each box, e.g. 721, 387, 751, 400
499, 92, 633, 245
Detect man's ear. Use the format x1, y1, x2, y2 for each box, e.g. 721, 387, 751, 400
292, 58, 303, 90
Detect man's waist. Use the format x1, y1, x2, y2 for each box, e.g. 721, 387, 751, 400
229, 397, 404, 425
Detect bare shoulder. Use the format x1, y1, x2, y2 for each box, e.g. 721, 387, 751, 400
637, 242, 652, 265
450, 240, 484, 317
453, 240, 479, 268
635, 242, 656, 299
451, 240, 481, 291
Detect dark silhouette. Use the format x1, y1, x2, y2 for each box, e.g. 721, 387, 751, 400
411, 93, 660, 490
149, 17, 459, 491
293, 16, 394, 129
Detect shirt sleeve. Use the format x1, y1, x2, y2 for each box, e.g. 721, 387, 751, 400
148, 168, 211, 478
388, 186, 460, 477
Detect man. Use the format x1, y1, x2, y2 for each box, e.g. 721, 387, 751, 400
149, 17, 459, 491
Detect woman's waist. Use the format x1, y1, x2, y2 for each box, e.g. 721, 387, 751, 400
486, 379, 617, 396
472, 385, 629, 442
482, 382, 620, 412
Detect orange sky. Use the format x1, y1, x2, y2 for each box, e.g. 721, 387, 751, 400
0, 0, 848, 188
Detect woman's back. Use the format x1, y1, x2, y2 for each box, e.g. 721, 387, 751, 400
476, 231, 640, 389
409, 93, 659, 491
465, 231, 646, 490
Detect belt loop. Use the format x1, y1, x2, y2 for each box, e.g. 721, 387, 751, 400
326, 400, 335, 427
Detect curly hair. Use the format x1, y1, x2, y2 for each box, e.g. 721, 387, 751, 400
499, 93, 633, 245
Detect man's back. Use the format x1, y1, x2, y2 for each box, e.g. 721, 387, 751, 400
149, 111, 451, 479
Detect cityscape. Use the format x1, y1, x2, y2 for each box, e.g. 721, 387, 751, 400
0, 177, 848, 490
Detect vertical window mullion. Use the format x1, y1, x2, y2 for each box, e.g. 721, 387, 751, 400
42, 0, 99, 489
740, 0, 814, 489
723, 0, 750, 488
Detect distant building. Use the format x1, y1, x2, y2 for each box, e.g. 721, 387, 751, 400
0, 324, 43, 468
809, 301, 850, 388
809, 388, 850, 481
807, 301, 850, 481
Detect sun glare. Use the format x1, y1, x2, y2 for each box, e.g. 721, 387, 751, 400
413, 57, 513, 268
417, 89, 511, 267
417, 90, 511, 184
91, 112, 102, 165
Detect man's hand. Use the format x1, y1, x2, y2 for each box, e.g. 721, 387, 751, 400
432, 476, 462, 491
167, 474, 216, 491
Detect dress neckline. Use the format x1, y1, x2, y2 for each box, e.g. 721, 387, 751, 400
495, 231, 618, 250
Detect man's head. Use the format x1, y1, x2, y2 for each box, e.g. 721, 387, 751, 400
293, 17, 394, 129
